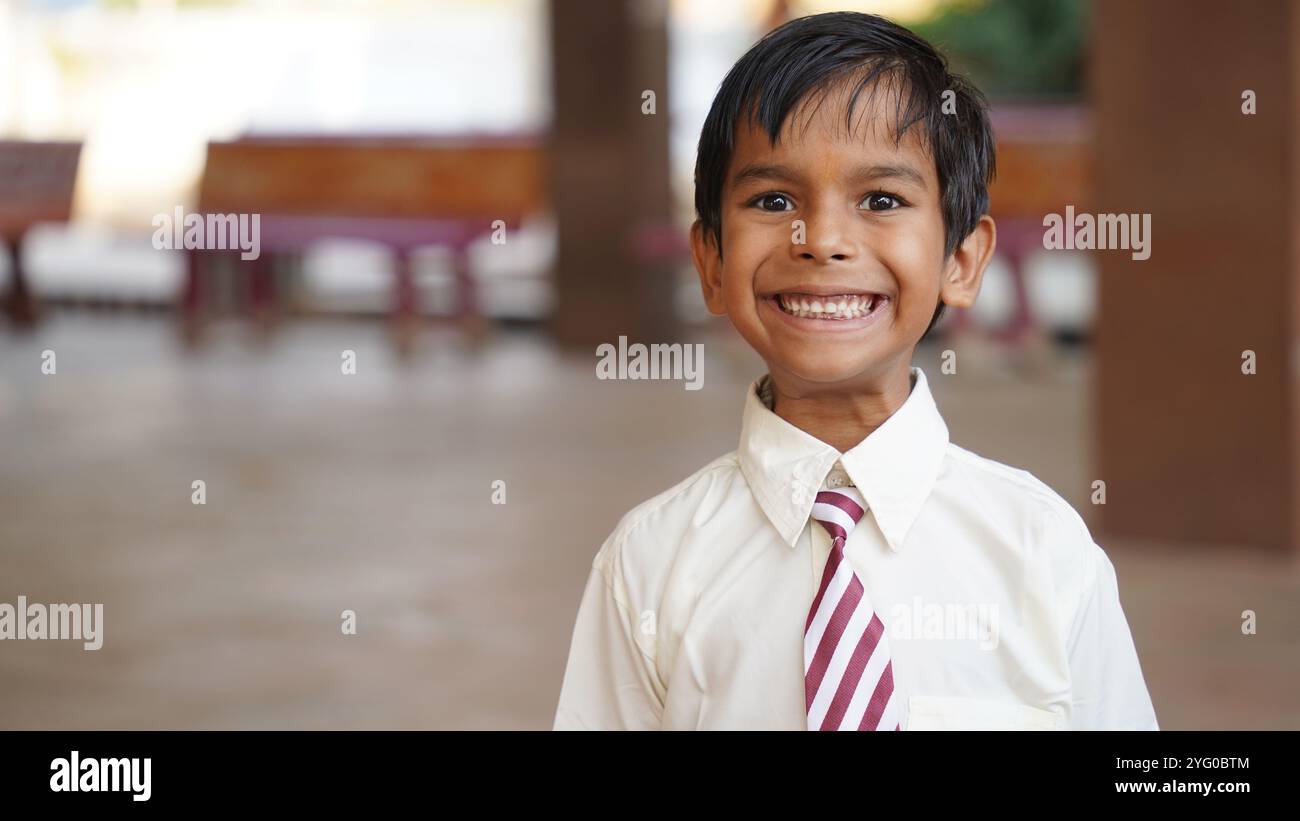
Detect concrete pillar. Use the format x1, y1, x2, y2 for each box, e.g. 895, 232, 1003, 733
1092, 0, 1299, 550
547, 0, 678, 348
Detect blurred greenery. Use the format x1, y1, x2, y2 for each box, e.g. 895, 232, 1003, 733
913, 0, 1087, 98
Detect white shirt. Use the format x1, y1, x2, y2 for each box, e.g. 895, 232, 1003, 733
553, 366, 1159, 730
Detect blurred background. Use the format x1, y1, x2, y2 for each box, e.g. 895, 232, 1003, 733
1, 0, 1297, 729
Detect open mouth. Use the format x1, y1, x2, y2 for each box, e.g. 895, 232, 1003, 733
770, 292, 888, 321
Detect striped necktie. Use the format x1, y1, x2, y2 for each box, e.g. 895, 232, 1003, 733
804, 485, 901, 731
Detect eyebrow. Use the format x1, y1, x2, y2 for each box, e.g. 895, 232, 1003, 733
730, 162, 927, 190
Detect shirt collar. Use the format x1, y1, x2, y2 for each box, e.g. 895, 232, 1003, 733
737, 366, 949, 553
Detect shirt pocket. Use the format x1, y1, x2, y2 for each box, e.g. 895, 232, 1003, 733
906, 695, 1063, 730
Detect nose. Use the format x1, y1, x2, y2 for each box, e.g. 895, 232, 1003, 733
792, 201, 861, 263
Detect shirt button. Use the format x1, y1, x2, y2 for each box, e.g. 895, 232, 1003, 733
826, 469, 850, 489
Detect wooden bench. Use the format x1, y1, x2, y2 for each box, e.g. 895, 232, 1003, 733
0, 141, 82, 326
186, 134, 546, 349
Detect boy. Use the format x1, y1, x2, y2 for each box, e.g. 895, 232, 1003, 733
553, 12, 1158, 730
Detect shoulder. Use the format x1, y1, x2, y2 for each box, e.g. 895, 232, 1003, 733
592, 451, 745, 577
944, 442, 1094, 541
941, 442, 1111, 626
598, 451, 742, 551
942, 441, 1105, 583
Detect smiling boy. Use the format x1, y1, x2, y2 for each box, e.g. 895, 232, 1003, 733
553, 12, 1158, 731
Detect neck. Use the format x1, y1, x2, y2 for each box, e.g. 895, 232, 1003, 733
767, 364, 914, 453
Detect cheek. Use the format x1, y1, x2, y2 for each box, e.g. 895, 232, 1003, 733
877, 224, 945, 307
719, 227, 769, 299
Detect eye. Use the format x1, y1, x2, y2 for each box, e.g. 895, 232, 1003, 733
862, 192, 905, 211
750, 192, 794, 212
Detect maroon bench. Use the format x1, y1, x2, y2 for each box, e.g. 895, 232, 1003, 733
186, 134, 546, 350
0, 141, 82, 326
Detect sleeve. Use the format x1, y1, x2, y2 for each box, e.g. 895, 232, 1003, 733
1065, 541, 1160, 730
552, 551, 665, 731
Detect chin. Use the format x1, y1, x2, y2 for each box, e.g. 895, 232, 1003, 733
775, 358, 879, 387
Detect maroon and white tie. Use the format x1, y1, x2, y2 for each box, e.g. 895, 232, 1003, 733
804, 485, 901, 731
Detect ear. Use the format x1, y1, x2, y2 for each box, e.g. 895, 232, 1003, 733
939, 215, 996, 309
690, 220, 727, 316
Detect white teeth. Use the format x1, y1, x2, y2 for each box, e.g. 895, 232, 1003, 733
776, 293, 878, 320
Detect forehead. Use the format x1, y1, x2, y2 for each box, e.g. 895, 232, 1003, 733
726, 74, 934, 185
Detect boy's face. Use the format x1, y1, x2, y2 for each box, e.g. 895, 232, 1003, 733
692, 81, 992, 395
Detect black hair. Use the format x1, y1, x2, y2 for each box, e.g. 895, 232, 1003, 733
692, 11, 996, 337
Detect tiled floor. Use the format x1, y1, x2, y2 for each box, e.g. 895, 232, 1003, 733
1, 313, 1296, 728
